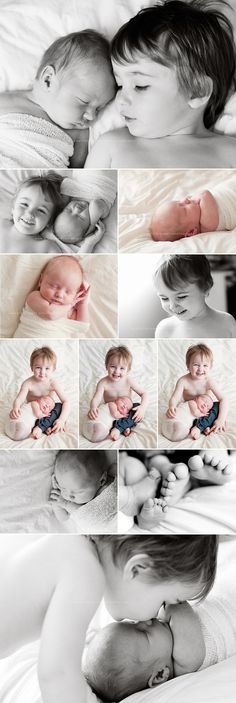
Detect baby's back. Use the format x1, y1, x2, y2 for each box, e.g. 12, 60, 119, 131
197, 596, 236, 670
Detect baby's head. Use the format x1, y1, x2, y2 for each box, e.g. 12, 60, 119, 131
186, 344, 213, 379
105, 345, 133, 381
38, 255, 83, 306
150, 196, 202, 241
154, 255, 213, 321
34, 31, 115, 129
111, 0, 235, 138
55, 450, 107, 503
92, 535, 217, 622
53, 197, 109, 245
114, 396, 133, 416
12, 174, 65, 236
30, 346, 57, 379
83, 617, 173, 702
195, 394, 213, 414
36, 396, 55, 415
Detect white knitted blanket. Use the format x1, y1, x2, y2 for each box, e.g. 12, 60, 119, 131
0, 114, 73, 167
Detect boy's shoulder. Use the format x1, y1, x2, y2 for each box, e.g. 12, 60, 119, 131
212, 308, 236, 335
155, 317, 176, 337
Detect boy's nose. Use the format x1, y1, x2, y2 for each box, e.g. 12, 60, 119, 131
116, 88, 131, 110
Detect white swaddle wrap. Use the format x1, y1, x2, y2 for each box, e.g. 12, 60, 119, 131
61, 174, 117, 209
197, 596, 236, 670
0, 114, 73, 168
13, 304, 89, 339
212, 180, 236, 231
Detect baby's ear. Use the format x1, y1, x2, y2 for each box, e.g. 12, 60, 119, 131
40, 65, 58, 91
148, 666, 170, 687
188, 77, 213, 109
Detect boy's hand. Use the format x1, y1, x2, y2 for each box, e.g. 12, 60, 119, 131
190, 426, 201, 440
88, 407, 99, 420
50, 418, 66, 434
132, 405, 145, 422
166, 405, 176, 418
9, 406, 21, 419
209, 419, 226, 433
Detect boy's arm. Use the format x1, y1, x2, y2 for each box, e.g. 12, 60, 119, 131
88, 380, 105, 419
208, 380, 229, 431
166, 378, 184, 418
163, 602, 205, 675
9, 380, 30, 418
38, 545, 105, 703
129, 377, 149, 421
69, 129, 89, 168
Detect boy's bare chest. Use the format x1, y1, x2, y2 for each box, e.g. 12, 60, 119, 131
104, 377, 131, 401
111, 134, 236, 168
27, 379, 54, 399
183, 378, 209, 400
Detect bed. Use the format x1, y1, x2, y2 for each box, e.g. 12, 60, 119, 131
0, 168, 117, 254
0, 449, 117, 533
119, 169, 236, 254
158, 338, 236, 450
0, 0, 236, 167
0, 253, 117, 338
0, 338, 78, 450
0, 536, 235, 703
79, 339, 157, 449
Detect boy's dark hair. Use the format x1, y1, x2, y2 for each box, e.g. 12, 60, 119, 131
36, 30, 111, 77
93, 535, 218, 600
111, 0, 236, 127
16, 173, 65, 223
154, 254, 214, 293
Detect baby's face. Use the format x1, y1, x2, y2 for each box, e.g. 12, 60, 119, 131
54, 199, 90, 244
32, 358, 55, 380
155, 271, 206, 321
115, 396, 133, 415
196, 394, 213, 414
188, 353, 212, 379
150, 197, 201, 241
37, 395, 55, 415
55, 451, 104, 503
43, 58, 115, 130
39, 260, 82, 306
113, 57, 191, 139
107, 356, 129, 381
12, 185, 55, 235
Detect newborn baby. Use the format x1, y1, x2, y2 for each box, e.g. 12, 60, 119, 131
52, 197, 110, 245
162, 394, 216, 442
109, 396, 140, 440
149, 189, 223, 241
83, 597, 236, 702
50, 449, 108, 521
30, 395, 62, 439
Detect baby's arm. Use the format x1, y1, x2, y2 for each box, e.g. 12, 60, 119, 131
88, 379, 105, 419
50, 382, 70, 433
163, 602, 205, 675
208, 379, 229, 432
68, 283, 90, 323
129, 378, 149, 422
9, 379, 30, 418
166, 378, 185, 418
27, 292, 71, 320
69, 130, 89, 168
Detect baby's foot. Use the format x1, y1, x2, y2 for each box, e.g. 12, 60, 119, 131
46, 427, 53, 435
160, 463, 191, 505
31, 427, 42, 440
188, 451, 233, 485
119, 468, 161, 516
138, 497, 168, 530
123, 428, 131, 437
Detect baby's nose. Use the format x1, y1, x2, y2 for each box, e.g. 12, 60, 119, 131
83, 106, 96, 121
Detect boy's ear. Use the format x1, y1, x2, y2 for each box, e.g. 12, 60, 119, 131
123, 554, 152, 580
40, 65, 58, 91
188, 77, 213, 108
148, 666, 170, 688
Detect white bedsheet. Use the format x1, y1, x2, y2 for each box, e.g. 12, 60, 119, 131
0, 339, 78, 450
0, 254, 117, 339
119, 169, 236, 254
158, 338, 236, 449
79, 339, 157, 449
0, 169, 117, 254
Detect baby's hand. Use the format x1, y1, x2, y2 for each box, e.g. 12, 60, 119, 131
190, 426, 201, 440
166, 405, 176, 419
50, 418, 66, 434
75, 281, 90, 305
208, 419, 226, 434
132, 405, 145, 422
88, 407, 99, 420
9, 406, 21, 419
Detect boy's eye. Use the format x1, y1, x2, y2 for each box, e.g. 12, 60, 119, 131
135, 85, 149, 91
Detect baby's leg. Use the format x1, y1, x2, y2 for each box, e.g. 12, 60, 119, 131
162, 419, 190, 442
138, 498, 168, 530
188, 451, 233, 486
119, 453, 161, 516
